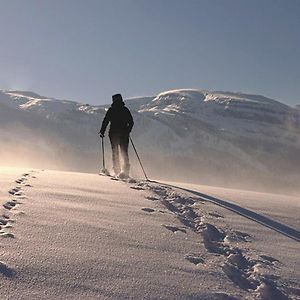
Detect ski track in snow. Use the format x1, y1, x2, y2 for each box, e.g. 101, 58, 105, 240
167, 185, 300, 243
116, 177, 299, 300
0, 170, 38, 277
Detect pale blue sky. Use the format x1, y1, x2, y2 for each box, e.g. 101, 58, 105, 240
0, 0, 299, 106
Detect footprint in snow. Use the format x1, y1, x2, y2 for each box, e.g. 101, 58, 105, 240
224, 231, 252, 243
208, 212, 224, 219
161, 199, 180, 214
0, 215, 14, 225
174, 197, 196, 206
130, 186, 145, 191
127, 178, 137, 184
151, 187, 168, 197
163, 225, 187, 234
8, 188, 21, 196
287, 286, 300, 298
3, 201, 17, 210
2, 223, 13, 229
145, 196, 159, 201
14, 191, 23, 197
0, 261, 15, 277
255, 279, 290, 300
141, 208, 155, 213
260, 255, 279, 264
200, 223, 230, 254
222, 262, 256, 290
184, 253, 205, 265
0, 218, 8, 226
0, 231, 15, 238
226, 252, 254, 270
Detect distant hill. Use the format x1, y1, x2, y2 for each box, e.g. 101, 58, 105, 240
1, 89, 299, 193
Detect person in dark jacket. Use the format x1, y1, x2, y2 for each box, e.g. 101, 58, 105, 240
99, 94, 134, 177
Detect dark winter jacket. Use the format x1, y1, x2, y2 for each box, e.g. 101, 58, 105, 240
100, 101, 134, 135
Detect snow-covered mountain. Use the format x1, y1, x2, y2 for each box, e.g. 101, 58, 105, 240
0, 89, 299, 193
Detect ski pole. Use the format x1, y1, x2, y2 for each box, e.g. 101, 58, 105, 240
101, 137, 106, 170
130, 136, 149, 181
99, 136, 110, 176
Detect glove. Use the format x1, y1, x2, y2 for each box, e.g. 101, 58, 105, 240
98, 132, 104, 138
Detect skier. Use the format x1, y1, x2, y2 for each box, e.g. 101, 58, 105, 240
99, 94, 134, 178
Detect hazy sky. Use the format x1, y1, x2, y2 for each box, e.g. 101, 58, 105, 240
0, 0, 299, 106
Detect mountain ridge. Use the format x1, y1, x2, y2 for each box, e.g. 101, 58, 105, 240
0, 88, 299, 194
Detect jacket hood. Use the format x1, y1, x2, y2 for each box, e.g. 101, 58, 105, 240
111, 101, 125, 108
111, 93, 125, 108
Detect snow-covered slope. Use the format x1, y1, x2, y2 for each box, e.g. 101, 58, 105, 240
1, 168, 299, 299
0, 89, 299, 193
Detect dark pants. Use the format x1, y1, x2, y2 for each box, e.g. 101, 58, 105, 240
109, 132, 130, 175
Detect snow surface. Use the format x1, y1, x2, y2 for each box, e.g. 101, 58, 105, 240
1, 167, 299, 299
